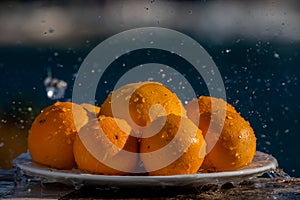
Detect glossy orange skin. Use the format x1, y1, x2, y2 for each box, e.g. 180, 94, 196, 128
73, 116, 138, 175
28, 102, 89, 169
199, 110, 256, 171
185, 96, 237, 127
140, 114, 206, 176
100, 82, 186, 132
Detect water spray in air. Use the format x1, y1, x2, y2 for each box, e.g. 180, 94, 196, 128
44, 67, 67, 100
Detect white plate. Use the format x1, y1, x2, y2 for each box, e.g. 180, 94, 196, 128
14, 151, 277, 187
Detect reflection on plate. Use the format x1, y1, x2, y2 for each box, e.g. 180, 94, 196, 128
14, 151, 277, 187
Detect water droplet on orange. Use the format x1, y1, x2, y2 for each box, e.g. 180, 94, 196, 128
226, 115, 233, 120
133, 97, 139, 102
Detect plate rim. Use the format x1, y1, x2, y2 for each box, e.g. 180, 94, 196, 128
14, 151, 278, 185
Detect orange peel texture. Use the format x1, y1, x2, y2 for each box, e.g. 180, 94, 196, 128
100, 82, 186, 133
73, 115, 138, 175
185, 96, 237, 127
28, 102, 89, 169
140, 114, 206, 176
199, 110, 256, 171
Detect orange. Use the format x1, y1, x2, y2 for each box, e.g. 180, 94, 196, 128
73, 115, 138, 175
198, 110, 256, 171
28, 102, 89, 169
140, 114, 206, 175
100, 82, 186, 133
185, 96, 237, 127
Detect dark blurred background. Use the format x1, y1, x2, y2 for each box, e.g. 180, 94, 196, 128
0, 0, 299, 177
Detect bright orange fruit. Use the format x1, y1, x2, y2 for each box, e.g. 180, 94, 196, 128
100, 82, 186, 133
199, 110, 256, 171
140, 114, 206, 175
185, 96, 237, 126
28, 102, 89, 169
73, 115, 138, 175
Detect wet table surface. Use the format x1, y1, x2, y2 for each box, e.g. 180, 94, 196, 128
1, 169, 300, 200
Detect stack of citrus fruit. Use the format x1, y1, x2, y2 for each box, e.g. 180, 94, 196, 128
28, 81, 256, 175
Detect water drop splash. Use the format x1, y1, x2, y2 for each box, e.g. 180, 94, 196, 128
267, 168, 292, 180
44, 68, 67, 100
274, 52, 280, 59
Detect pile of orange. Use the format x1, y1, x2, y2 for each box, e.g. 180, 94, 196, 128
28, 81, 256, 175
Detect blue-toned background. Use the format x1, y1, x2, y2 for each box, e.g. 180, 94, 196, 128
0, 0, 299, 177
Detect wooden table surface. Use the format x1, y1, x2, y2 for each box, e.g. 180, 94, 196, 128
1, 169, 300, 200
